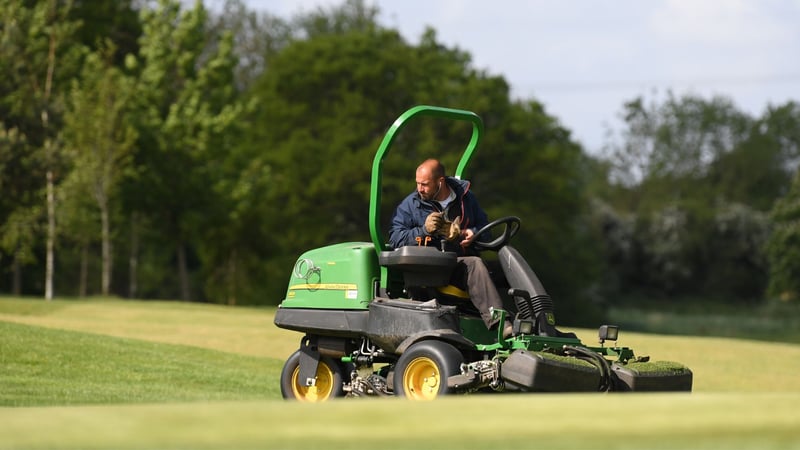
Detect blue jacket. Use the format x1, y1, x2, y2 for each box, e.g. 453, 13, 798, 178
388, 177, 488, 256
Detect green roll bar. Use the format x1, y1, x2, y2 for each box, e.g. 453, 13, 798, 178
368, 105, 484, 255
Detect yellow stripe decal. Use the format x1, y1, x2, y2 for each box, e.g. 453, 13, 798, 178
289, 283, 358, 291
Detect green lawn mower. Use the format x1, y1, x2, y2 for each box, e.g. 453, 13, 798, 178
274, 105, 692, 401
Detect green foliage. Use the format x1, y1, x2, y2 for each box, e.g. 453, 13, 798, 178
62, 43, 138, 295
125, 0, 246, 302
474, 100, 604, 323
608, 93, 751, 186
2, 0, 799, 310
293, 0, 380, 37
69, 0, 142, 64
766, 170, 800, 301
242, 23, 471, 302
0, 0, 83, 139
209, 0, 292, 89
597, 93, 797, 303
705, 202, 770, 297
0, 0, 84, 295
240, 15, 602, 316
761, 103, 800, 301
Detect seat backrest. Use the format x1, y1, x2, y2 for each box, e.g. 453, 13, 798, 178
498, 245, 561, 336
498, 246, 548, 299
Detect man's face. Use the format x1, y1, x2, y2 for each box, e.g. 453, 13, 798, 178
416, 169, 441, 201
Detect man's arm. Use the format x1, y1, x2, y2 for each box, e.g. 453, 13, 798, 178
388, 199, 427, 248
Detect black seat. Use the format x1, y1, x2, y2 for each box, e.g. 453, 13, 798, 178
379, 246, 486, 317
378, 246, 457, 290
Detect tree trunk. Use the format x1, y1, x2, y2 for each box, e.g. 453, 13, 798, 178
227, 249, 237, 306
45, 169, 55, 301
128, 213, 139, 299
43, 19, 58, 301
100, 201, 112, 296
177, 242, 190, 301
79, 242, 88, 297
12, 252, 21, 296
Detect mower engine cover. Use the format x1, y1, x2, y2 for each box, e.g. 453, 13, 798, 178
282, 242, 379, 310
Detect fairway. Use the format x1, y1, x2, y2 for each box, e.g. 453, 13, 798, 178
2, 297, 800, 449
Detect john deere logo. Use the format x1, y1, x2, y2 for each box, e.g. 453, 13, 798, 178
546, 312, 556, 325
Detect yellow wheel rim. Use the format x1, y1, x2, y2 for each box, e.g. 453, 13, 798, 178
290, 362, 335, 402
402, 357, 441, 400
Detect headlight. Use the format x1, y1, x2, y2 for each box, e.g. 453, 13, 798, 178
598, 325, 619, 344
514, 319, 534, 335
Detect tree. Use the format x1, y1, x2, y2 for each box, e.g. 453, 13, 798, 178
62, 43, 137, 296
127, 0, 243, 301
598, 93, 797, 302
469, 97, 603, 322
0, 0, 83, 298
240, 7, 603, 321
69, 0, 142, 65
0, 127, 29, 293
209, 0, 291, 90
766, 170, 800, 301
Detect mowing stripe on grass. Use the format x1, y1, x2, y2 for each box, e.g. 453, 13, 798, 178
0, 321, 282, 406
0, 297, 298, 359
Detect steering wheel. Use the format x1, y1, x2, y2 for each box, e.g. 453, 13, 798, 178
471, 216, 521, 252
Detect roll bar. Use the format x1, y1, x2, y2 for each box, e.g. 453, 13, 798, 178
368, 105, 484, 253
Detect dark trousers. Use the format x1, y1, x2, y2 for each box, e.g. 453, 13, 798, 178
453, 256, 505, 329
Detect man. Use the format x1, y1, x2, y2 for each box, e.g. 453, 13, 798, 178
388, 158, 513, 338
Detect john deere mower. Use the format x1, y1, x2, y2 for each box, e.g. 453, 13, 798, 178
274, 105, 692, 401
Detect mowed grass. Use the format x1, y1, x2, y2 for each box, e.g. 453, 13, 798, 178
0, 297, 298, 358
0, 297, 294, 407
4, 393, 800, 450
1, 321, 281, 405
608, 299, 800, 343
2, 296, 800, 449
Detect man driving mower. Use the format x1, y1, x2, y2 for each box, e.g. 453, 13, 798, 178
388, 158, 514, 338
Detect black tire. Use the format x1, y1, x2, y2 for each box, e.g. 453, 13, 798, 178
279, 350, 348, 402
393, 340, 464, 400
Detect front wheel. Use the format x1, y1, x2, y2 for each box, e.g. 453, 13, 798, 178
280, 350, 348, 402
393, 340, 464, 400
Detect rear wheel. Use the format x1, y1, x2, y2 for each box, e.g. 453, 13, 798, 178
393, 340, 464, 400
280, 350, 347, 402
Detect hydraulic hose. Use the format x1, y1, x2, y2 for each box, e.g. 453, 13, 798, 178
365, 376, 391, 397
564, 345, 613, 392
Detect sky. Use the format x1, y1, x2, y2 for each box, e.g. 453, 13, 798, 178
233, 0, 800, 153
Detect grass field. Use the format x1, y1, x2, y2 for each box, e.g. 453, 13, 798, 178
608, 297, 800, 344
2, 296, 800, 449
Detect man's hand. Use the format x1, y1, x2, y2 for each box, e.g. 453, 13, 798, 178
425, 212, 463, 242
443, 216, 461, 241
424, 212, 444, 234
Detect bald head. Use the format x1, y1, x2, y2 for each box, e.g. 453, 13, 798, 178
415, 159, 448, 201
417, 159, 445, 179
